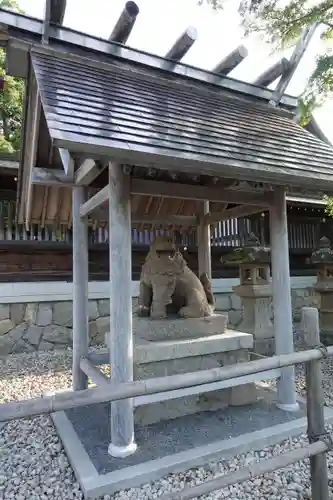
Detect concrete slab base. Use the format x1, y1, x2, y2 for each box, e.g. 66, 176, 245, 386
49, 387, 333, 500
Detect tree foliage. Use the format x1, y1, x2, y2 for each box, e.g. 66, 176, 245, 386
0, 0, 24, 154
204, 0, 333, 122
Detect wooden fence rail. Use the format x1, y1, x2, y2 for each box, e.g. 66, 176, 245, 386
0, 307, 331, 499
0, 342, 331, 423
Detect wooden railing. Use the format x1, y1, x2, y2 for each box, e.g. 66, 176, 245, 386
0, 199, 328, 250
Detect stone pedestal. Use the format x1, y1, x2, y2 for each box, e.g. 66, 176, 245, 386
134, 313, 228, 342
105, 315, 257, 425
233, 282, 274, 355
311, 237, 333, 345
223, 233, 274, 356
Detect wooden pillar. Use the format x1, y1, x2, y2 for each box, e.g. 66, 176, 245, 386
108, 163, 137, 458
197, 201, 211, 278
301, 307, 329, 500
269, 187, 299, 411
72, 186, 89, 391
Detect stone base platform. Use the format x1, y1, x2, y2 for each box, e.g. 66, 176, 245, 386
106, 316, 257, 425
133, 331, 256, 425
49, 388, 333, 499
133, 313, 228, 342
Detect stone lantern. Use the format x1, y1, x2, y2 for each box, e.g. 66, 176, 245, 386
222, 233, 274, 355
311, 236, 333, 345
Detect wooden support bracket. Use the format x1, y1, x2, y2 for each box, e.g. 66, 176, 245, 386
80, 185, 108, 218
75, 158, 107, 185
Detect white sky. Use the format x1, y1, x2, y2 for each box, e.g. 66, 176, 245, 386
18, 0, 333, 141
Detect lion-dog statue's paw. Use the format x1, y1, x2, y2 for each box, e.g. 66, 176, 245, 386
150, 307, 168, 320
136, 305, 150, 317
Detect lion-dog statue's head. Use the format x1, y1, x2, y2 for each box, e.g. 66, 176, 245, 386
144, 236, 186, 277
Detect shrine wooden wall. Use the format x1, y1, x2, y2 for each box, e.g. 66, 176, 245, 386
0, 239, 318, 282
0, 191, 329, 282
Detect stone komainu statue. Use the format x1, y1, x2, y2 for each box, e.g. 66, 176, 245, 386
137, 236, 215, 319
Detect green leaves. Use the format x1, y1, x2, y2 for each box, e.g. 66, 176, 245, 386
298, 53, 333, 122
0, 0, 23, 13
0, 0, 24, 154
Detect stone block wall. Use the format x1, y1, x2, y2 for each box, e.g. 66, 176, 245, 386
0, 283, 320, 356
0, 299, 116, 356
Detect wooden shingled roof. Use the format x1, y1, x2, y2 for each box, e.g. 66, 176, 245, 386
31, 48, 333, 188
0, 6, 332, 229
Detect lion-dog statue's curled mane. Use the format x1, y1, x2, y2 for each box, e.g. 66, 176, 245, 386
136, 236, 215, 320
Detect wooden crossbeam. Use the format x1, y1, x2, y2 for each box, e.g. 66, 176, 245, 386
80, 358, 109, 387
132, 214, 197, 225
205, 205, 266, 225
32, 167, 73, 186
130, 178, 272, 206
30, 169, 272, 207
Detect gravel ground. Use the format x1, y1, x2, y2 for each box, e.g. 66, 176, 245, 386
1, 326, 333, 500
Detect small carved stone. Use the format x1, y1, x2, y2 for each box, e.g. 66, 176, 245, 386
137, 236, 215, 319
